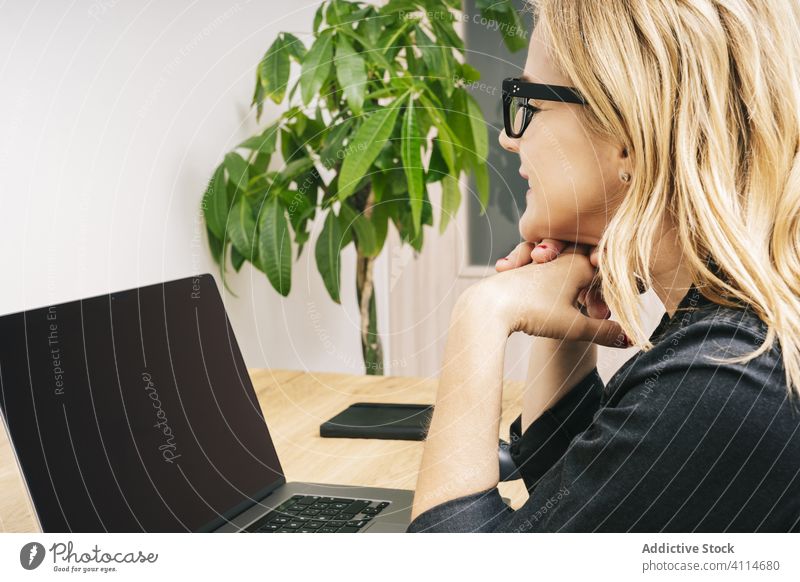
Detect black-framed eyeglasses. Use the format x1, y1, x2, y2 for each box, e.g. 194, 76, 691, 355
501, 77, 587, 138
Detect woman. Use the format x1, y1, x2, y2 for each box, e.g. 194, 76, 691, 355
406, 0, 800, 532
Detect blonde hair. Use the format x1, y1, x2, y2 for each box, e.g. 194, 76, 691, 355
525, 0, 800, 399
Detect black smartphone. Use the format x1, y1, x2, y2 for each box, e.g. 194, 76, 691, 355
319, 402, 434, 441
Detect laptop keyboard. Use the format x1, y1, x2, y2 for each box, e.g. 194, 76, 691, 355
243, 494, 391, 533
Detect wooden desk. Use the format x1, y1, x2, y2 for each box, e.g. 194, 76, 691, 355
0, 369, 529, 532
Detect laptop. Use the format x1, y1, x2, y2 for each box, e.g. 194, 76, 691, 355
0, 273, 414, 533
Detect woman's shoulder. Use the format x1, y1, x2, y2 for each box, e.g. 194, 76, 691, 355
605, 291, 787, 409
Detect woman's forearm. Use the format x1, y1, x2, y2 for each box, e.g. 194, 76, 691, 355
521, 338, 597, 433
409, 290, 509, 522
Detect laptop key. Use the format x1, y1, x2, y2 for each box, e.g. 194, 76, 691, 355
320, 497, 352, 503
285, 521, 303, 529
307, 521, 326, 528
338, 526, 360, 533
346, 520, 369, 528
270, 516, 290, 524
339, 513, 356, 521
257, 523, 281, 532
320, 509, 340, 516
318, 527, 339, 533
344, 501, 370, 514
376, 502, 390, 509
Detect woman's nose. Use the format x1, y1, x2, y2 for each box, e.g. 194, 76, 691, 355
498, 128, 519, 153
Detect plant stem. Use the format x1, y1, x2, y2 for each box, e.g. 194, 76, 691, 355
355, 187, 384, 375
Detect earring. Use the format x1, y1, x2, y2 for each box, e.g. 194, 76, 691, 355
620, 171, 631, 183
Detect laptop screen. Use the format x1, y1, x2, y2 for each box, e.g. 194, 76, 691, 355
0, 273, 284, 532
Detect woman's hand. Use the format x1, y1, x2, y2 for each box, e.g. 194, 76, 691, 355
496, 238, 611, 319
463, 239, 631, 348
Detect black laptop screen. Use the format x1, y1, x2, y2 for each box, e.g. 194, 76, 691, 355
0, 274, 284, 532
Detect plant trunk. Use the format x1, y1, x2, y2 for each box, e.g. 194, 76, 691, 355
355, 188, 384, 375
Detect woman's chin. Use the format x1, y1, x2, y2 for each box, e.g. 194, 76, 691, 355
517, 217, 547, 243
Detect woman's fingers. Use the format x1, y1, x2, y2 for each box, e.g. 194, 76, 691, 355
530, 238, 570, 263
495, 241, 536, 272
578, 316, 632, 349
585, 285, 611, 319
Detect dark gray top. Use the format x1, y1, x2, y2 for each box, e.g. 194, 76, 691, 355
406, 284, 800, 532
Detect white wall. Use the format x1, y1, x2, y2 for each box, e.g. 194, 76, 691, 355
0, 0, 391, 375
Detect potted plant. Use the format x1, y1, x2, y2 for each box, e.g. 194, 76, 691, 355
201, 0, 525, 374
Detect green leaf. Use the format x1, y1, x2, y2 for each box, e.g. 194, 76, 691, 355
430, 13, 463, 51
300, 30, 334, 107
258, 196, 292, 296
288, 110, 326, 151
224, 152, 250, 192
313, 2, 324, 33
357, 7, 382, 45
475, 0, 527, 53
251, 69, 265, 122
416, 23, 455, 97
280, 126, 305, 164
459, 62, 481, 83
326, 0, 348, 25
465, 92, 488, 160
379, 15, 418, 59
227, 195, 257, 263
282, 32, 307, 63
420, 98, 458, 176
334, 35, 367, 115
414, 25, 450, 99
439, 173, 461, 233
370, 200, 391, 255
315, 209, 344, 304
449, 89, 475, 163
259, 35, 290, 104
337, 27, 394, 73
278, 188, 315, 236
236, 121, 279, 154
339, 201, 378, 257
425, 137, 448, 183
206, 225, 225, 269
280, 157, 315, 184
421, 183, 433, 226
337, 95, 406, 201
320, 119, 354, 170
401, 95, 424, 235
203, 164, 228, 240
231, 245, 246, 272
381, 0, 417, 15
371, 170, 389, 202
